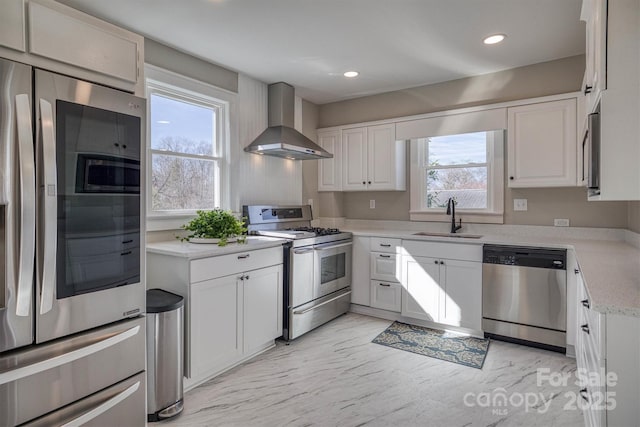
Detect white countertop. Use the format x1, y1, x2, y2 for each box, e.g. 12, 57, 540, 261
146, 236, 285, 259
346, 228, 640, 317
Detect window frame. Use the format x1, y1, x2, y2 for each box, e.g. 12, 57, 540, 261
410, 130, 504, 224
145, 64, 233, 230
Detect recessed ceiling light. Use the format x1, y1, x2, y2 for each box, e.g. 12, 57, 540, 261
156, 120, 171, 124
483, 34, 506, 45
343, 71, 359, 78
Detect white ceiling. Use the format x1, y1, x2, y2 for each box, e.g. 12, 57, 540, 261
59, 0, 585, 104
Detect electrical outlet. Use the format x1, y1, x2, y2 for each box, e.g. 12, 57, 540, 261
513, 199, 528, 211
369, 200, 375, 209
554, 218, 570, 227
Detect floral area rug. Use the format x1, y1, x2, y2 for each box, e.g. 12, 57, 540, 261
372, 321, 490, 369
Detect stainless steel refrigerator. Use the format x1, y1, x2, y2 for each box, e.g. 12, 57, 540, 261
0, 57, 147, 426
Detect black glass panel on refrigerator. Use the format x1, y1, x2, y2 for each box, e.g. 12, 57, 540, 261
320, 253, 346, 285
56, 100, 141, 299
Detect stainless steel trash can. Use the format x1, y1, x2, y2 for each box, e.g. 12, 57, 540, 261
147, 289, 184, 422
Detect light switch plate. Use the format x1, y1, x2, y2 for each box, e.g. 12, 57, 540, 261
369, 200, 375, 209
513, 199, 528, 211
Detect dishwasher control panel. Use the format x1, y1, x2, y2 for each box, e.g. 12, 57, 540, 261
482, 245, 566, 270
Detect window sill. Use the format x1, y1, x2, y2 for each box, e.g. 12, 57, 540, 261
409, 210, 504, 224
146, 214, 195, 232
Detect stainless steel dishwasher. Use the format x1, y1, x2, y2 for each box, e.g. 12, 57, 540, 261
482, 245, 567, 352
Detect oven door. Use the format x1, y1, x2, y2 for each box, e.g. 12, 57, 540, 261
34, 69, 145, 344
313, 240, 352, 299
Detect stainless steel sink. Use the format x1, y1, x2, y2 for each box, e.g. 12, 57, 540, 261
412, 231, 483, 239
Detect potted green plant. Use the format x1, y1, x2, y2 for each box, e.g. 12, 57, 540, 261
180, 209, 247, 246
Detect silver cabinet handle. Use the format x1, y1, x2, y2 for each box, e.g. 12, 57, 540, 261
61, 381, 140, 427
39, 99, 57, 315
15, 94, 35, 317
237, 253, 250, 259
0, 324, 140, 385
294, 291, 352, 315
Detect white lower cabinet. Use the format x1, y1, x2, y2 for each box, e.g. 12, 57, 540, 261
191, 275, 241, 378
146, 246, 283, 390
243, 265, 283, 355
400, 241, 482, 332
575, 270, 640, 426
351, 236, 371, 306
370, 280, 402, 312
401, 256, 440, 321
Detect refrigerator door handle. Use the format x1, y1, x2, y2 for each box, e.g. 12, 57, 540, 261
60, 381, 141, 427
39, 99, 57, 315
15, 94, 35, 317
0, 324, 141, 385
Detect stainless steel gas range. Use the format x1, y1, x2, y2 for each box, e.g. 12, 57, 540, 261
244, 205, 352, 340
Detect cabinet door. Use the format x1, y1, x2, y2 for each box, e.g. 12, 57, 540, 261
401, 256, 440, 321
317, 130, 342, 191
582, 0, 607, 114
351, 236, 371, 306
367, 124, 397, 190
28, 0, 140, 84
439, 259, 482, 330
0, 0, 25, 52
342, 127, 368, 191
190, 275, 241, 378
243, 265, 283, 355
507, 98, 577, 187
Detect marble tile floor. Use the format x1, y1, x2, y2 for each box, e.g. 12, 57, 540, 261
163, 313, 584, 427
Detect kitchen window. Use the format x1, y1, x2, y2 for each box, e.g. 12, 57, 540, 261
145, 65, 233, 228
410, 129, 504, 223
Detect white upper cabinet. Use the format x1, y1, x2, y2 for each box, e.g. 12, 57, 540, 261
507, 98, 577, 187
342, 123, 405, 192
342, 127, 369, 190
317, 129, 342, 191
0, 0, 144, 95
581, 0, 607, 115
589, 0, 640, 200
0, 0, 26, 52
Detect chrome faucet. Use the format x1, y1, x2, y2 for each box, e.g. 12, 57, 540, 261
446, 197, 462, 233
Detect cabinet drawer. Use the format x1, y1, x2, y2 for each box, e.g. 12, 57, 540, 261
370, 252, 400, 282
401, 240, 482, 261
190, 247, 283, 283
370, 237, 401, 253
370, 280, 402, 312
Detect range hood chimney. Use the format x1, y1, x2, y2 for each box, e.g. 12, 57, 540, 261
244, 82, 333, 160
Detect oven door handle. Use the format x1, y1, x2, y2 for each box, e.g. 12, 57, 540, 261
39, 99, 57, 315
292, 248, 314, 255
293, 290, 352, 315
313, 241, 353, 251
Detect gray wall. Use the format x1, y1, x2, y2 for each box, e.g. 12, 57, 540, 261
317, 55, 631, 229
629, 202, 640, 233
319, 55, 586, 128
144, 38, 238, 93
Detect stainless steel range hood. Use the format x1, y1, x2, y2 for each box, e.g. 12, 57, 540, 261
244, 82, 333, 160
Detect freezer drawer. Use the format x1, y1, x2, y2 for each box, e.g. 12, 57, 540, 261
24, 372, 146, 427
0, 316, 145, 426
